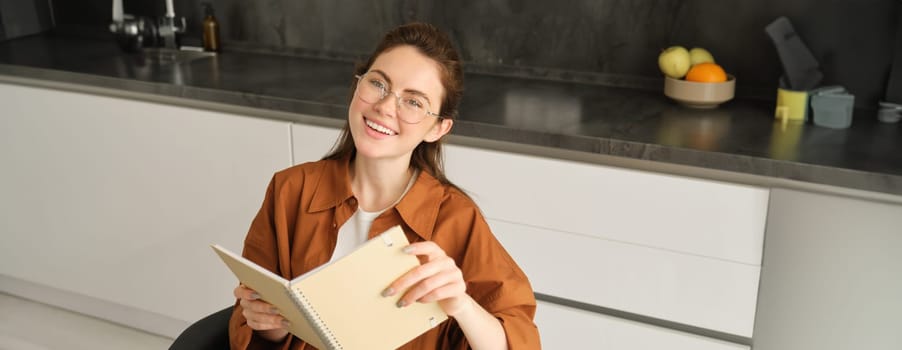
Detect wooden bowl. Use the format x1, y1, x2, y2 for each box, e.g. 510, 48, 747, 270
664, 75, 735, 109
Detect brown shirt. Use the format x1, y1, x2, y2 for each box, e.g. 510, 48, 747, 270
229, 157, 541, 349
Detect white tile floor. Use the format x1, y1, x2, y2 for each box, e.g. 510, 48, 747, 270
0, 293, 173, 350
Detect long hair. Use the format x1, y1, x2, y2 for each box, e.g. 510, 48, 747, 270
323, 22, 464, 188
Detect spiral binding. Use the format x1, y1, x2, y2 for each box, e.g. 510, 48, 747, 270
287, 289, 343, 350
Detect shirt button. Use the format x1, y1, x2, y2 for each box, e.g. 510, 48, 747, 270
332, 222, 337, 228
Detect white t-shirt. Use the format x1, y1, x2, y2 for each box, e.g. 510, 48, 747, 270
329, 170, 418, 262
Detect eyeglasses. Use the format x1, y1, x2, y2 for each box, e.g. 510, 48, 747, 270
354, 72, 443, 124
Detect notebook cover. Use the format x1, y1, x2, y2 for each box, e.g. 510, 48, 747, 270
291, 225, 448, 350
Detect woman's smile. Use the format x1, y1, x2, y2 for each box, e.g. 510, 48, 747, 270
363, 116, 398, 136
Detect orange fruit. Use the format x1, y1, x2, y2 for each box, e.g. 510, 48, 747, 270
685, 62, 728, 83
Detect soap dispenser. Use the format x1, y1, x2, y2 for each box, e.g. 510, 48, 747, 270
201, 2, 220, 52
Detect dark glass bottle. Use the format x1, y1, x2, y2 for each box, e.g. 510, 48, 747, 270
202, 3, 220, 52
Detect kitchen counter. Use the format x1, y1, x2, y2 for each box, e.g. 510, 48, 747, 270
2, 33, 901, 197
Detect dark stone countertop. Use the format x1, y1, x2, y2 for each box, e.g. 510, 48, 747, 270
2, 33, 901, 197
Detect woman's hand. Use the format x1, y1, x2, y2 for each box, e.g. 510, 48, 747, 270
233, 284, 290, 342
384, 241, 509, 349
383, 241, 472, 317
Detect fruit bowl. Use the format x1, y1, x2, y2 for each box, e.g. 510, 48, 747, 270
663, 75, 735, 109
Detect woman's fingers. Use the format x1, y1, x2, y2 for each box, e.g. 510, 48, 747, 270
397, 268, 464, 306
240, 297, 280, 315
241, 299, 286, 330
382, 241, 469, 315
234, 284, 287, 330
233, 284, 260, 300
244, 309, 286, 330
416, 282, 467, 303
402, 241, 446, 260
385, 250, 456, 296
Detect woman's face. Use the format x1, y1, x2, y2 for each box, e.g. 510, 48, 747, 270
348, 45, 453, 162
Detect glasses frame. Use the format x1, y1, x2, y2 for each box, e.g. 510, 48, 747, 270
354, 73, 444, 124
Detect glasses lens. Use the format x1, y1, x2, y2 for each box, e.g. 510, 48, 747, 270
356, 74, 385, 104
397, 94, 428, 123
355, 73, 434, 124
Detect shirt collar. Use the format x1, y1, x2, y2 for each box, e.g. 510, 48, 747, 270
309, 157, 355, 212
308, 157, 444, 241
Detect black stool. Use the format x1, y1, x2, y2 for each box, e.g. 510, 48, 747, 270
169, 306, 233, 350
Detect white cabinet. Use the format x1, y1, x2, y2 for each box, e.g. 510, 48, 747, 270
753, 188, 902, 350
0, 82, 292, 337
291, 123, 342, 164
444, 144, 768, 338
492, 220, 761, 338
535, 301, 749, 350
444, 144, 768, 266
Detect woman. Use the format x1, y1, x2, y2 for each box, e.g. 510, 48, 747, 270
229, 22, 541, 349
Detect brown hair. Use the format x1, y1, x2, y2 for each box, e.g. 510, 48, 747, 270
323, 22, 464, 188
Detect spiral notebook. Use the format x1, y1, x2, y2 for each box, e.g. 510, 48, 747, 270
211, 225, 447, 350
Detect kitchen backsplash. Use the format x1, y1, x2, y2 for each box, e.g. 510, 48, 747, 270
0, 0, 54, 41
52, 0, 899, 110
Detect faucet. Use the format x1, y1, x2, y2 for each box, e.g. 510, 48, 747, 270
157, 0, 186, 49
110, 0, 185, 51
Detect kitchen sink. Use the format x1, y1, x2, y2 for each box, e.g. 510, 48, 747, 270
134, 47, 216, 65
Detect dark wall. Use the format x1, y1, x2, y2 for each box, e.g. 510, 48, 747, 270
53, 0, 900, 109
0, 0, 54, 40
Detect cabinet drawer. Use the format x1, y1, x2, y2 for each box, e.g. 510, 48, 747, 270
536, 301, 749, 350
493, 220, 760, 338
445, 144, 769, 265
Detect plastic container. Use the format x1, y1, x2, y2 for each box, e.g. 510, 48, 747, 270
775, 87, 809, 122
811, 90, 854, 129
807, 86, 844, 115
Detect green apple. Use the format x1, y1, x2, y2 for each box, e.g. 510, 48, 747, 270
658, 46, 691, 79
689, 47, 715, 66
